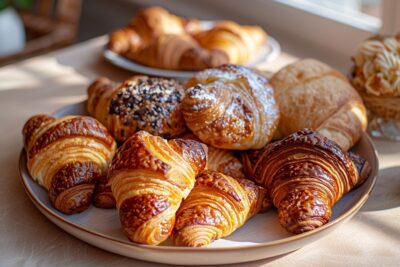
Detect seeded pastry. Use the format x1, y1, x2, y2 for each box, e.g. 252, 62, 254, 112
87, 76, 187, 142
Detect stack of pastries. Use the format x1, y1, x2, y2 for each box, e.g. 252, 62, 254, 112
107, 6, 267, 70
23, 60, 371, 247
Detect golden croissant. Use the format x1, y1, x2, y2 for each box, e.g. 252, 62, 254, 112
125, 34, 228, 70
182, 133, 245, 179
108, 6, 201, 54
108, 131, 208, 245
182, 64, 280, 150
269, 59, 368, 151
173, 170, 267, 247
87, 76, 187, 142
194, 21, 267, 64
22, 115, 117, 214
242, 129, 371, 234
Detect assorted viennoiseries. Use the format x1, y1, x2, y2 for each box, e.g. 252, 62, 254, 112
22, 60, 372, 247
107, 6, 267, 70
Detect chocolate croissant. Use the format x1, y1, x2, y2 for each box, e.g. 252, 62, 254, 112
108, 131, 208, 245
269, 59, 368, 151
22, 115, 117, 214
87, 76, 187, 142
182, 64, 280, 150
173, 170, 267, 247
241, 129, 371, 234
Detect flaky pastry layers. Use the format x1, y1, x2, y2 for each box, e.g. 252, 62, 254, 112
108, 131, 207, 245
194, 21, 267, 64
270, 59, 367, 151
23, 115, 117, 214
182, 133, 245, 179
183, 64, 280, 150
242, 129, 371, 234
173, 170, 267, 247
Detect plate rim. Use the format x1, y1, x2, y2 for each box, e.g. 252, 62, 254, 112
19, 108, 379, 252
103, 35, 281, 78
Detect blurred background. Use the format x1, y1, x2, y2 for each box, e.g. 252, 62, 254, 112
0, 0, 397, 70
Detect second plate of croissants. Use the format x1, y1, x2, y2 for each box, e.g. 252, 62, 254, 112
103, 6, 281, 78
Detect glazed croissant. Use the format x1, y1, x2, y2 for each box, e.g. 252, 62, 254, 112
108, 131, 208, 245
108, 6, 202, 54
173, 170, 267, 247
182, 64, 280, 150
241, 129, 371, 234
22, 115, 117, 214
194, 21, 267, 64
126, 34, 228, 71
87, 76, 187, 142
269, 59, 368, 151
94, 132, 246, 209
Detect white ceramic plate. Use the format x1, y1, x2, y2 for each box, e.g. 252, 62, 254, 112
19, 101, 378, 265
103, 21, 281, 79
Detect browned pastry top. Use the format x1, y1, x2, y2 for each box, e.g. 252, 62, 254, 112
23, 115, 115, 159
245, 129, 357, 187
108, 77, 186, 138
183, 64, 279, 150
108, 131, 207, 179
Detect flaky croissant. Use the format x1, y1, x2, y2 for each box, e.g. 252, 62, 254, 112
108, 6, 202, 54
94, 132, 246, 210
182, 64, 280, 150
108, 131, 208, 245
125, 34, 228, 70
173, 170, 267, 247
22, 115, 117, 214
194, 21, 267, 64
269, 59, 368, 151
182, 133, 245, 179
242, 129, 371, 234
87, 76, 187, 142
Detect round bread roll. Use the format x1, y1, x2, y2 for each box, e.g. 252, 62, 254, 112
270, 58, 367, 151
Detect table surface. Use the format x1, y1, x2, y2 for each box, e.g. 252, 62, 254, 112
0, 36, 399, 267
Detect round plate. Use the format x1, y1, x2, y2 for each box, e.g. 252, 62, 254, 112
19, 101, 378, 265
103, 23, 281, 79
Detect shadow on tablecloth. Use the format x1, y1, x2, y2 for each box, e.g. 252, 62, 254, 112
361, 166, 400, 212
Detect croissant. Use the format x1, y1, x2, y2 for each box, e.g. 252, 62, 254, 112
108, 131, 208, 245
182, 64, 280, 150
173, 170, 267, 247
241, 129, 371, 234
94, 132, 245, 209
125, 34, 228, 70
182, 133, 245, 179
108, 6, 202, 54
87, 76, 187, 142
194, 21, 267, 64
22, 115, 117, 214
269, 59, 368, 151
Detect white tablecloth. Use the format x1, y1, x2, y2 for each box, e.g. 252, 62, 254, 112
0, 37, 399, 267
